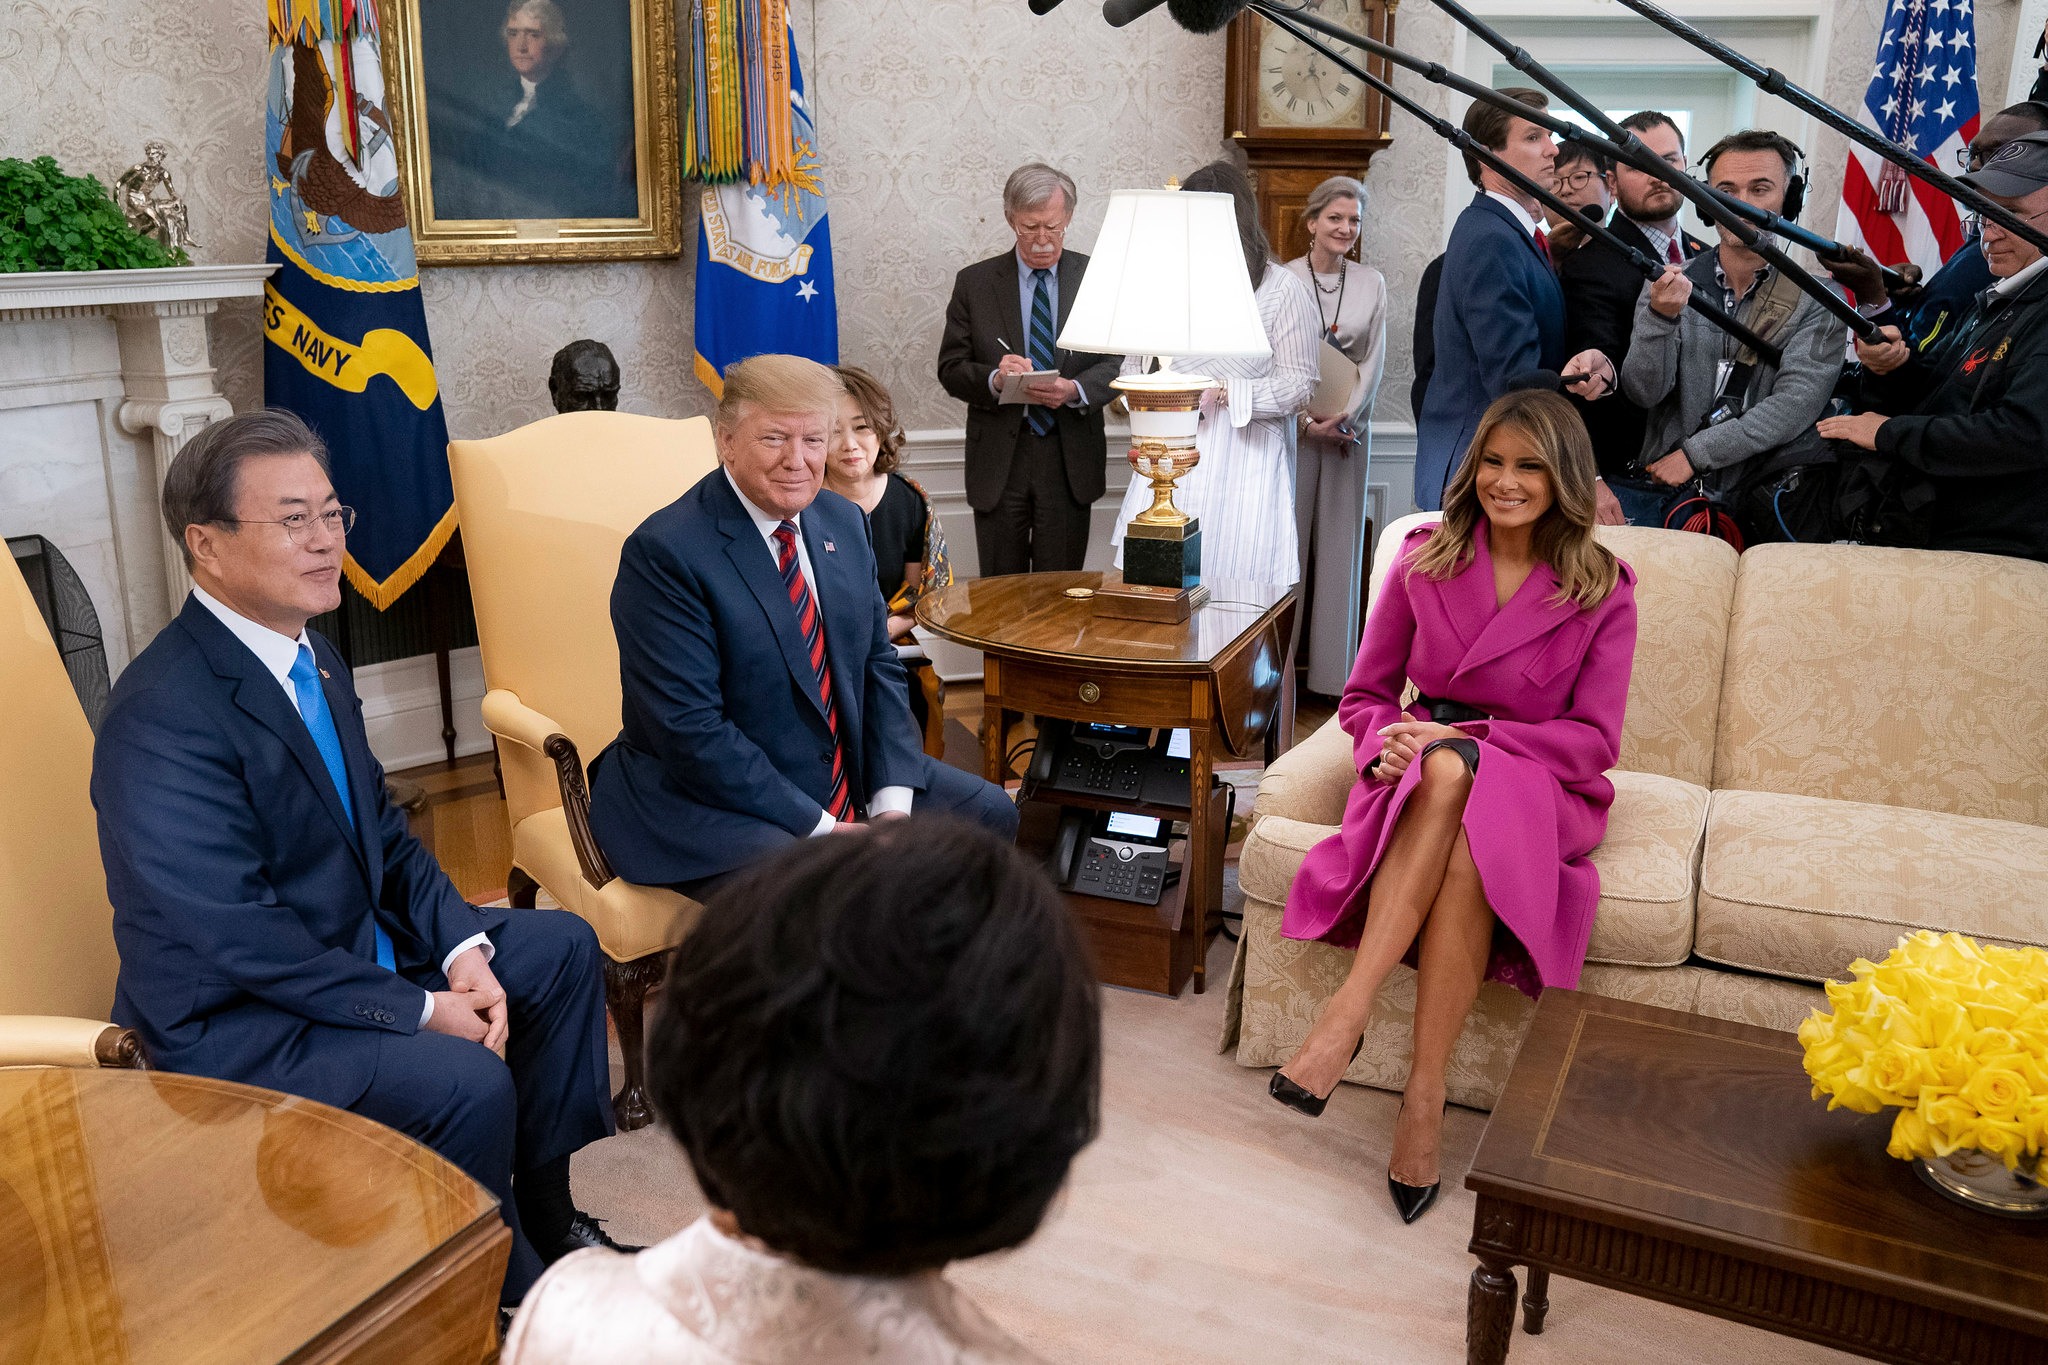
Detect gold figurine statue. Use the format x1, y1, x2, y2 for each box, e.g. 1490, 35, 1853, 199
115, 141, 199, 254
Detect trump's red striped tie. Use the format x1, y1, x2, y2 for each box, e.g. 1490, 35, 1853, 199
774, 522, 854, 821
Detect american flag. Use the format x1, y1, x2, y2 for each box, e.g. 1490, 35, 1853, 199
1834, 0, 1978, 277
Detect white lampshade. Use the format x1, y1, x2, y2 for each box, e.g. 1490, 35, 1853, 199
1057, 188, 1272, 361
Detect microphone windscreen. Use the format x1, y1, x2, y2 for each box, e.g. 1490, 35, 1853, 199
1027, 0, 1067, 13
1504, 369, 1563, 393
1165, 0, 1246, 31
1103, 0, 1170, 26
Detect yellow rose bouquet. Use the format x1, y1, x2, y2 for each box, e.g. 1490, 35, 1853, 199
1799, 931, 2048, 1214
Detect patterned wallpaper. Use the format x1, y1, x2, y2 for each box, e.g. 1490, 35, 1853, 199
2, 0, 2027, 435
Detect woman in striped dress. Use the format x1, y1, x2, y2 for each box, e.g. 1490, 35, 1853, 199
1110, 160, 1322, 587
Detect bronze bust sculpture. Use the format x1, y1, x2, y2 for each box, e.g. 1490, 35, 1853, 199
116, 141, 199, 254
548, 340, 621, 412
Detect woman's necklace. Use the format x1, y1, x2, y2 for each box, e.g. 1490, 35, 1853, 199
1311, 256, 1346, 339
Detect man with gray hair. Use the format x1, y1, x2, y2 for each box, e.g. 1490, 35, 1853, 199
938, 163, 1124, 574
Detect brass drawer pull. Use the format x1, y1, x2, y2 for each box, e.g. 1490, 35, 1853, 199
1078, 682, 1101, 704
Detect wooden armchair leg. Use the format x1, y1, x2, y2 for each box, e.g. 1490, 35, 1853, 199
602, 953, 666, 1132
507, 866, 539, 909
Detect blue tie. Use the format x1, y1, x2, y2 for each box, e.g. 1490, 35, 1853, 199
290, 644, 395, 972
1028, 268, 1057, 437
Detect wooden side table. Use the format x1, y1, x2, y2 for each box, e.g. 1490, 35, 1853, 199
918, 571, 1298, 996
0, 1066, 508, 1364
1464, 990, 2048, 1365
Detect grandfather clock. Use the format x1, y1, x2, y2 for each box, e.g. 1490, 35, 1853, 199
1224, 0, 1396, 266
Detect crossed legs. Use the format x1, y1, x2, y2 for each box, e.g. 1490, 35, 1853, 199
1275, 746, 1497, 1184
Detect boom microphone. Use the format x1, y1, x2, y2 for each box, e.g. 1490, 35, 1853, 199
1028, 0, 1069, 14
1103, 0, 1245, 29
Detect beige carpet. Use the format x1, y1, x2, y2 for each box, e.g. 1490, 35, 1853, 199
570, 928, 1859, 1364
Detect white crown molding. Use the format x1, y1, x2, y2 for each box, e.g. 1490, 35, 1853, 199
0, 263, 277, 320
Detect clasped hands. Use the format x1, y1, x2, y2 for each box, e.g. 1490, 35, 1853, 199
995, 353, 1078, 407
1370, 720, 1469, 784
426, 943, 508, 1054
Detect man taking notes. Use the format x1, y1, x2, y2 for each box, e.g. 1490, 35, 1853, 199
92, 410, 623, 1309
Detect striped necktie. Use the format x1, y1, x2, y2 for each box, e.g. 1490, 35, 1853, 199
773, 522, 854, 821
1027, 268, 1057, 436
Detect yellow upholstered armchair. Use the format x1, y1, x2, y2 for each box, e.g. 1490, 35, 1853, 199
448, 412, 719, 1128
0, 547, 144, 1069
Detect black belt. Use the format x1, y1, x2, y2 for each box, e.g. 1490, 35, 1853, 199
1413, 693, 1489, 725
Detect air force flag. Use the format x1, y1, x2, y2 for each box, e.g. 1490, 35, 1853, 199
692, 28, 837, 396
263, 0, 454, 609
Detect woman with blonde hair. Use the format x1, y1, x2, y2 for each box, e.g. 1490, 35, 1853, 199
1281, 175, 1388, 696
1268, 389, 1638, 1224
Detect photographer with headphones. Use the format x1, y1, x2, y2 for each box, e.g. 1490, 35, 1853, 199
1614, 130, 1848, 533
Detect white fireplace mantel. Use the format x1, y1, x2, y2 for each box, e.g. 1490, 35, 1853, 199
0, 263, 275, 676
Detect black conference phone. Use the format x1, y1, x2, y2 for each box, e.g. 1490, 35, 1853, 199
1045, 808, 1178, 906
1024, 720, 1192, 809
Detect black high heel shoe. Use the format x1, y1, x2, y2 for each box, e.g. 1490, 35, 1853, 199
1387, 1097, 1449, 1224
1268, 1035, 1364, 1118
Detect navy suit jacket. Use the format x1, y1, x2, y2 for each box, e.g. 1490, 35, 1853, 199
587, 471, 927, 886
92, 597, 505, 1110
1414, 193, 1568, 510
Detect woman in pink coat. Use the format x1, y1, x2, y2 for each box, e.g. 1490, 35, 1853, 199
1270, 388, 1637, 1224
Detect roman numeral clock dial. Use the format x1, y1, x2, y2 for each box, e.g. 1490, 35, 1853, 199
1223, 0, 1395, 265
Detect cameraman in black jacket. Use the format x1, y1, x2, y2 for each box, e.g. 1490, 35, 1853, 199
1818, 134, 2048, 563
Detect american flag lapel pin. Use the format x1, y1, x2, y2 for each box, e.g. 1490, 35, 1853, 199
319, 668, 331, 679
824, 540, 836, 552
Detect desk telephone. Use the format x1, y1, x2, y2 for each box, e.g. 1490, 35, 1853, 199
1024, 720, 1192, 809
1045, 808, 1178, 905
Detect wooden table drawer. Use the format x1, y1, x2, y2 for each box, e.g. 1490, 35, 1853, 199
994, 661, 1205, 729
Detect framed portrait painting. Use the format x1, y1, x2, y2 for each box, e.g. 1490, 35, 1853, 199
381, 0, 681, 263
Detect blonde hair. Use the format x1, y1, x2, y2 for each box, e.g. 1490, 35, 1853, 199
716, 354, 844, 433
1409, 388, 1620, 609
1300, 175, 1367, 227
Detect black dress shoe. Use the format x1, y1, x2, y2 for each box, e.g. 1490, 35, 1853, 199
1387, 1098, 1448, 1224
533, 1210, 643, 1264
1268, 1035, 1365, 1118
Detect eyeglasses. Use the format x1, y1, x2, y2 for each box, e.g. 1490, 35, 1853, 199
1957, 145, 1985, 171
1012, 222, 1068, 241
1555, 168, 1603, 192
215, 506, 356, 543
1963, 206, 2048, 235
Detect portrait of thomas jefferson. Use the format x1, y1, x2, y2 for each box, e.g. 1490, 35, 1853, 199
424, 0, 638, 222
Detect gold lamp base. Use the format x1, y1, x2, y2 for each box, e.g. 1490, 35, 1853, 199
1115, 369, 1207, 529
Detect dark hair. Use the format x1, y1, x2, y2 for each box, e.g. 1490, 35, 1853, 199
832, 364, 907, 475
1461, 87, 1548, 187
1618, 109, 1685, 151
1553, 141, 1611, 178
1702, 128, 1803, 180
647, 818, 1102, 1275
1182, 160, 1270, 289
161, 409, 330, 569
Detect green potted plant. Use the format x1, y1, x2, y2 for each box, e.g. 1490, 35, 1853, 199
0, 156, 188, 272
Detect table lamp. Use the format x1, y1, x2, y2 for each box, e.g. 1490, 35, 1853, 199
1058, 186, 1272, 619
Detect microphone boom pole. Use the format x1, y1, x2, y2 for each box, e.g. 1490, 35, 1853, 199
1417, 0, 1878, 340
1603, 0, 2048, 258
1248, 1, 1784, 364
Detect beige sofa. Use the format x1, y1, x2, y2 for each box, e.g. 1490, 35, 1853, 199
1222, 514, 2048, 1109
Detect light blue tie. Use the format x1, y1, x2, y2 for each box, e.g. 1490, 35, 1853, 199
290, 644, 395, 972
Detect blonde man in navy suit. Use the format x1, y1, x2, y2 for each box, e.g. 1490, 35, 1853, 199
91, 410, 624, 1310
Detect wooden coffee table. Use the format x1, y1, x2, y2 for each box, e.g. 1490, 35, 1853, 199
1464, 990, 2048, 1365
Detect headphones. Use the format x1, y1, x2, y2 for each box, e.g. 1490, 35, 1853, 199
1694, 131, 1808, 223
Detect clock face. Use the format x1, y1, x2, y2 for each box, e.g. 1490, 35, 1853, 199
1256, 0, 1370, 130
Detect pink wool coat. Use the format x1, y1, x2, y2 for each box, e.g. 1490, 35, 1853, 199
1282, 523, 1638, 994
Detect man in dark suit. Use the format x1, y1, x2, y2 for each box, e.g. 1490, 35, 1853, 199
1413, 88, 1614, 511
937, 163, 1124, 575
91, 410, 621, 1308
587, 354, 1017, 895
1556, 110, 1709, 523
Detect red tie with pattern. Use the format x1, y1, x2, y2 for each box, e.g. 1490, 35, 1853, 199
773, 522, 854, 821
1534, 228, 1552, 265
1668, 239, 1684, 265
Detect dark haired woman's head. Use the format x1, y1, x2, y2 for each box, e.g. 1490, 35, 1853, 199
647, 817, 1101, 1276
1182, 160, 1270, 289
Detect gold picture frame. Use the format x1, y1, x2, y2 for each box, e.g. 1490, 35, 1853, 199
380, 0, 681, 264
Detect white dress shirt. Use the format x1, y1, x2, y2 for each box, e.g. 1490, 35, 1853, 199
721, 470, 913, 833
190, 586, 490, 1027
1486, 190, 1544, 241
507, 76, 540, 128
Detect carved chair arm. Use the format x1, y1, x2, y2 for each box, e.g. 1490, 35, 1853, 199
480, 689, 617, 891
0, 1017, 148, 1069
